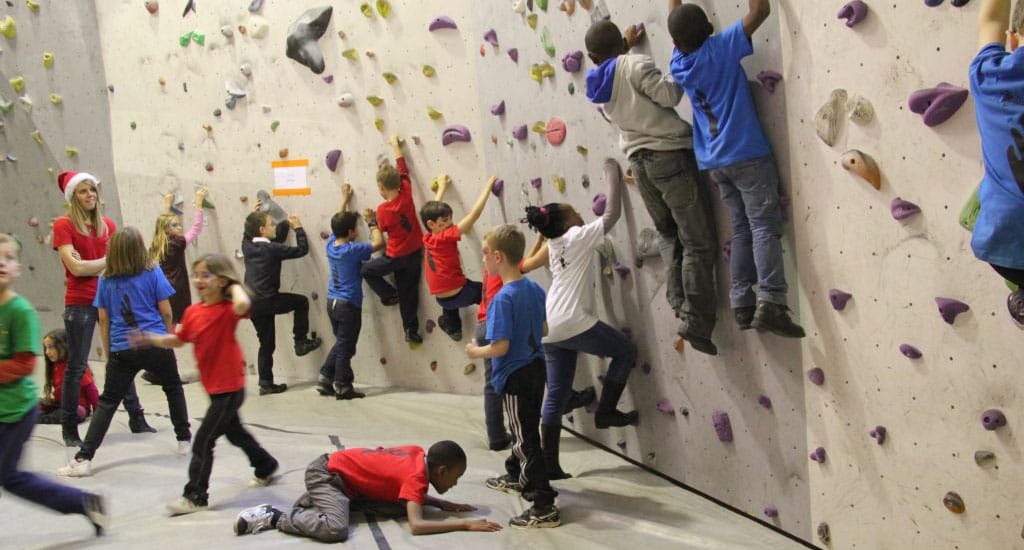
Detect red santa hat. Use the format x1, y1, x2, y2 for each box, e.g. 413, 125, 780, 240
56, 171, 100, 203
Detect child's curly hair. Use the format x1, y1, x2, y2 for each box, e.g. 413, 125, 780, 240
523, 204, 572, 240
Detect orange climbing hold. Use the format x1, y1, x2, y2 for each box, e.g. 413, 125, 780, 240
841, 149, 881, 190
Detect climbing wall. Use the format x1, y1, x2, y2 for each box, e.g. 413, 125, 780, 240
0, 1, 121, 332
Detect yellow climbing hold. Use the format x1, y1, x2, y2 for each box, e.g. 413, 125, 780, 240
527, 13, 538, 29
430, 177, 439, 192
65, 146, 78, 157
342, 48, 359, 60
374, 118, 385, 132
42, 52, 54, 68
427, 107, 443, 120
529, 65, 542, 82
366, 95, 384, 106
26, 0, 39, 10
360, 3, 373, 17
540, 62, 555, 78
375, 0, 391, 17
530, 62, 555, 83
0, 15, 16, 39
552, 175, 566, 193
531, 121, 547, 134
577, 145, 588, 156
9, 76, 25, 93
31, 130, 42, 144
382, 72, 398, 85
48, 93, 62, 105
422, 65, 436, 77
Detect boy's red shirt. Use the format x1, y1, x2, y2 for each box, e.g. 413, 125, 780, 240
376, 157, 424, 258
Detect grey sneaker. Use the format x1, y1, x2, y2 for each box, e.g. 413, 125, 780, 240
485, 474, 523, 494
509, 504, 561, 528
235, 504, 281, 535
1008, 289, 1024, 328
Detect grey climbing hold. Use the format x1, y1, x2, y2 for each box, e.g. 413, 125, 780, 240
817, 523, 831, 544
807, 367, 825, 386
981, 408, 1006, 431
847, 94, 874, 124
809, 447, 826, 463
325, 149, 342, 172
286, 6, 333, 75
613, 262, 630, 278
337, 93, 355, 107
974, 450, 995, 467
221, 25, 234, 38
616, 440, 626, 450
828, 289, 853, 311
891, 197, 921, 220
512, 125, 527, 140
712, 410, 733, 442
925, 0, 943, 5
483, 28, 498, 46
640, 362, 651, 375
256, 190, 288, 224
592, 193, 607, 216
428, 15, 457, 31
248, 0, 264, 12
311, 291, 319, 301
441, 125, 472, 145
581, 175, 590, 188
182, 0, 195, 18
491, 100, 505, 116
837, 0, 868, 28
815, 89, 847, 147
935, 297, 969, 324
756, 70, 782, 93
758, 395, 772, 409
870, 425, 887, 445
899, 344, 922, 359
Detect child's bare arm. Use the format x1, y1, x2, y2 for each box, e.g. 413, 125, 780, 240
163, 193, 175, 215
339, 182, 353, 213
434, 174, 451, 202
389, 135, 404, 160
979, 0, 1011, 48
406, 501, 502, 535
743, 0, 772, 37
466, 339, 510, 359
229, 283, 251, 316
98, 308, 111, 358
363, 209, 386, 252
158, 299, 173, 333
520, 240, 549, 274
457, 176, 496, 234
132, 332, 185, 349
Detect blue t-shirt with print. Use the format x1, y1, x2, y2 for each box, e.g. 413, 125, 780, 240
93, 267, 175, 352
969, 43, 1024, 269
669, 19, 772, 170
486, 278, 546, 394
326, 240, 373, 306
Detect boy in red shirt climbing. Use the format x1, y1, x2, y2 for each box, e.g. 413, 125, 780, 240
234, 440, 502, 541
419, 174, 497, 341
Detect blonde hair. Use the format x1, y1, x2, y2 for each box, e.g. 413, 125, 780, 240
193, 253, 249, 299
485, 225, 526, 265
66, 180, 108, 238
0, 233, 22, 258
104, 226, 154, 278
377, 162, 401, 191
149, 213, 180, 263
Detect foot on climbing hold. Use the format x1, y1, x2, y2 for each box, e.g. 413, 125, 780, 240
491, 100, 505, 115
899, 344, 922, 359
562, 50, 584, 73
974, 450, 995, 467
942, 491, 965, 514
935, 297, 969, 324
712, 411, 733, 442
809, 447, 826, 463
512, 125, 527, 140
908, 83, 969, 127
483, 28, 498, 46
508, 48, 519, 62
828, 289, 853, 311
870, 426, 887, 445
890, 197, 921, 220
807, 367, 825, 386
325, 149, 342, 172
756, 70, 782, 93
815, 89, 847, 146
428, 15, 457, 31
841, 149, 881, 189
837, 0, 868, 28
592, 193, 607, 216
441, 125, 472, 145
285, 6, 334, 75
847, 94, 874, 124
981, 408, 1006, 431
546, 117, 567, 145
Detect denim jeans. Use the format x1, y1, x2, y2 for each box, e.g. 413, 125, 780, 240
541, 321, 636, 426
705, 155, 788, 307
250, 293, 310, 386
360, 249, 422, 332
1, 408, 86, 514
475, 323, 507, 446
436, 280, 482, 335
630, 149, 718, 337
319, 299, 362, 387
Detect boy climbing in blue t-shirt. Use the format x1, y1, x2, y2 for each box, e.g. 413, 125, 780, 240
972, 0, 1024, 325
667, 0, 805, 338
316, 183, 385, 399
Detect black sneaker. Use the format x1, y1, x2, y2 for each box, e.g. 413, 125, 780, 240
437, 316, 463, 342
1008, 289, 1024, 328
676, 325, 718, 356
563, 387, 596, 414
295, 337, 322, 357
488, 435, 512, 451
734, 306, 756, 330
334, 385, 366, 400
404, 329, 423, 344
509, 504, 561, 528
259, 383, 288, 396
751, 301, 806, 338
140, 370, 161, 385
316, 381, 335, 396
485, 474, 523, 494
82, 492, 107, 536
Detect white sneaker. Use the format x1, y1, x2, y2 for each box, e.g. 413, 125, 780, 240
167, 496, 207, 516
176, 441, 191, 455
234, 504, 280, 535
56, 458, 93, 477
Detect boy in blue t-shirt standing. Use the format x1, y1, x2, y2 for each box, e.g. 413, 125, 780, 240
972, 0, 1024, 324
317, 183, 385, 399
667, 0, 804, 338
465, 225, 559, 529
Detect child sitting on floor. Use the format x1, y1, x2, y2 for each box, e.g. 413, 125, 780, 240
38, 329, 98, 424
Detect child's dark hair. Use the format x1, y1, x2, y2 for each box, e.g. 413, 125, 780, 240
668, 4, 714, 53
585, 20, 624, 63
427, 440, 467, 470
42, 329, 68, 400
524, 203, 572, 239
331, 211, 360, 238
244, 211, 270, 239
420, 201, 453, 228
377, 162, 401, 191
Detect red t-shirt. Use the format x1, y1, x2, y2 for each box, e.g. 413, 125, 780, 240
423, 226, 468, 295
176, 300, 246, 395
327, 445, 429, 505
52, 361, 99, 412
376, 157, 424, 258
52, 217, 118, 306
477, 268, 504, 322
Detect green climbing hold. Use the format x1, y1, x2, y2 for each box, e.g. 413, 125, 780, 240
191, 31, 205, 46
65, 146, 78, 157
568, 82, 575, 95
367, 95, 384, 106
531, 121, 547, 134
374, 118, 385, 132
0, 15, 16, 39
271, 120, 280, 132
130, 122, 137, 130
577, 145, 588, 156
0, 98, 13, 113
536, 0, 548, 10
360, 3, 373, 17
427, 107, 443, 120
42, 52, 54, 69
552, 175, 566, 193
541, 27, 555, 57
9, 76, 25, 93
527, 13, 538, 30
376, 0, 391, 17
422, 65, 436, 77
382, 72, 398, 84
959, 184, 981, 232
201, 197, 216, 209
179, 31, 192, 46
342, 48, 359, 60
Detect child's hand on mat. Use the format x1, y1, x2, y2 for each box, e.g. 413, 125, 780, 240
465, 518, 503, 532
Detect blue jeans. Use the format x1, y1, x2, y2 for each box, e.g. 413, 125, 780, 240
319, 299, 362, 386
475, 323, 507, 446
1, 407, 86, 514
436, 280, 482, 335
705, 156, 789, 308
541, 322, 636, 426
62, 305, 143, 429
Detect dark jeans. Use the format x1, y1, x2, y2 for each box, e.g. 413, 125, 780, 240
62, 305, 143, 429
705, 155, 789, 308
992, 264, 1024, 287
250, 293, 310, 386
1, 408, 86, 514
361, 249, 423, 332
475, 323, 507, 446
184, 389, 276, 505
541, 321, 636, 426
436, 280, 483, 335
503, 358, 556, 507
77, 347, 191, 460
319, 299, 362, 387
631, 149, 718, 338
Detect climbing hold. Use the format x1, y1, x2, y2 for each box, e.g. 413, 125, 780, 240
756, 70, 782, 93
492, 179, 504, 196
366, 95, 384, 106
270, 120, 280, 132
238, 25, 247, 35
890, 197, 921, 220
541, 27, 556, 57
568, 82, 575, 95
159, 77, 167, 87
425, 319, 436, 333
537, 0, 549, 10
0, 98, 12, 114
531, 121, 548, 134
908, 83, 969, 127
952, 0, 970, 5
576, 145, 588, 156
65, 147, 78, 157
841, 149, 881, 190
342, 48, 359, 60
359, 2, 373, 17
483, 28, 498, 46
49, 93, 62, 105
250, 18, 268, 37
320, 231, 331, 241
815, 88, 847, 147
382, 72, 398, 85
935, 297, 969, 324
764, 507, 779, 519
552, 175, 566, 193
286, 6, 333, 75
31, 130, 42, 144
974, 450, 995, 467
615, 439, 626, 451
592, 193, 607, 216
530, 177, 542, 189
422, 65, 436, 77
809, 447, 827, 463
463, 363, 476, 375
712, 411, 733, 442
337, 93, 354, 107
899, 344, 922, 359
9, 77, 25, 93
311, 291, 319, 301
508, 48, 519, 63
182, 0, 195, 17
527, 13, 538, 29
322, 75, 334, 84
42, 52, 54, 69
828, 289, 853, 311
221, 25, 234, 38
817, 523, 831, 545
546, 118, 567, 145
0, 15, 16, 39
942, 492, 965, 514
248, 0, 264, 12
981, 409, 1006, 431
234, 249, 244, 260
613, 262, 630, 278
18, 95, 33, 111
428, 15, 457, 31
191, 31, 205, 46
580, 175, 590, 189
837, 0, 868, 27
807, 367, 825, 386
429, 361, 438, 371
959, 184, 981, 231
376, 0, 391, 17
491, 100, 506, 115
512, 125, 528, 140
379, 356, 387, 365
145, 1, 159, 14
427, 107, 443, 120
441, 125, 472, 145
846, 94, 874, 124
27, 217, 38, 228
869, 425, 887, 445
325, 149, 342, 172
561, 0, 576, 15
758, 395, 772, 409
205, 162, 213, 172
656, 399, 675, 415
640, 362, 652, 375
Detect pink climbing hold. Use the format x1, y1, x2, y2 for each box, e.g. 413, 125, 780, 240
325, 149, 342, 172
492, 179, 504, 196
613, 262, 630, 278
870, 425, 887, 445
899, 344, 922, 359
712, 410, 733, 442
981, 408, 1006, 431
908, 83, 969, 127
491, 100, 505, 116
27, 216, 39, 228
508, 48, 519, 63
512, 124, 528, 140
764, 507, 779, 519
562, 50, 584, 73
807, 367, 825, 386
546, 117, 567, 145
809, 447, 827, 463
428, 15, 458, 31
530, 177, 542, 189
441, 125, 472, 146
656, 399, 675, 415
757, 70, 783, 94
320, 231, 331, 240
935, 297, 969, 324
890, 197, 921, 220
483, 28, 498, 46
758, 395, 773, 409
592, 193, 607, 216
828, 289, 853, 311
837, 0, 869, 28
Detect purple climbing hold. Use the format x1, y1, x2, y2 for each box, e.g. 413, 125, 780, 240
722, 240, 732, 262
837, 0, 869, 28
951, 0, 970, 6
981, 408, 1006, 431
641, 362, 652, 375
712, 410, 733, 442
483, 28, 498, 46
870, 425, 887, 445
764, 507, 779, 519
592, 193, 607, 216
508, 48, 519, 63
311, 291, 319, 301
828, 289, 853, 311
616, 440, 627, 451
924, 0, 944, 6
935, 297, 969, 324
613, 262, 630, 278
908, 83, 969, 127
325, 149, 342, 172
492, 179, 504, 196
490, 100, 506, 116
756, 70, 783, 94
562, 50, 584, 73
512, 124, 528, 140
758, 395, 773, 409
425, 319, 436, 334
530, 177, 542, 189
809, 447, 827, 463
441, 125, 472, 146
899, 344, 922, 359
656, 399, 675, 415
428, 15, 457, 31
807, 367, 825, 386
320, 230, 331, 240
323, 74, 334, 84
890, 197, 921, 221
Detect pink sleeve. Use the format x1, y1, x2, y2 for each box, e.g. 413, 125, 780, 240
184, 208, 204, 246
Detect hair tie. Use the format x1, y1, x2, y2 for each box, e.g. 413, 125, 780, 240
539, 206, 548, 215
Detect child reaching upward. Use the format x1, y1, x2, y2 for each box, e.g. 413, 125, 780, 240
151, 188, 208, 324
38, 329, 99, 424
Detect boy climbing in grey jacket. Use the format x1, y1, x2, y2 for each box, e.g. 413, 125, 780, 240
585, 20, 720, 355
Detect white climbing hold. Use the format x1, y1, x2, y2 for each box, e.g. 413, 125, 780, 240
847, 94, 874, 124
251, 17, 269, 39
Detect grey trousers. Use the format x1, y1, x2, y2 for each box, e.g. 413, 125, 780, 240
277, 454, 351, 543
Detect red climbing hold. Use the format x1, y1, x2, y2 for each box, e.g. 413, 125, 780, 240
546, 117, 567, 145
